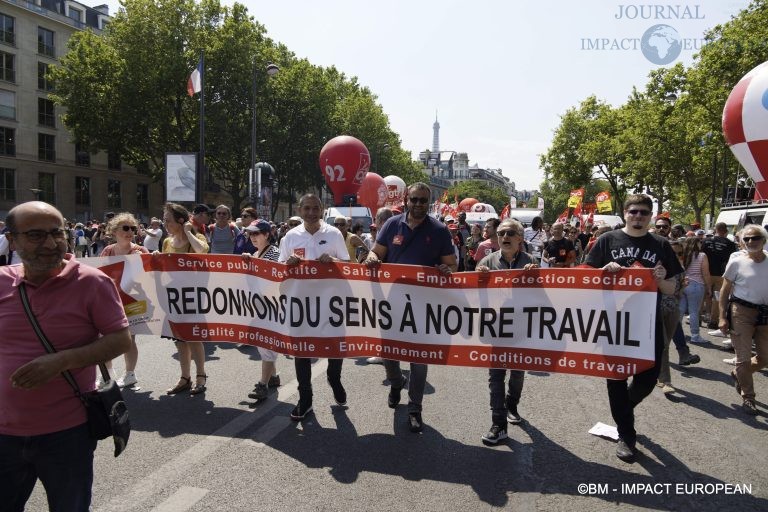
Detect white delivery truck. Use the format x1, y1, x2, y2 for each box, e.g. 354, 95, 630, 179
714, 201, 768, 235
323, 206, 374, 232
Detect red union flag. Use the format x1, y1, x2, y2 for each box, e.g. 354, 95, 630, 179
82, 255, 657, 380
567, 188, 585, 209
596, 191, 612, 213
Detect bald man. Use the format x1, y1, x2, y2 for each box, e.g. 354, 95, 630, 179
0, 201, 131, 511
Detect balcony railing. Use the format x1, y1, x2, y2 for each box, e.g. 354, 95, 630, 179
4, 0, 100, 32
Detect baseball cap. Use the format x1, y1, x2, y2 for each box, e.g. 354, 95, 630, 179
192, 204, 211, 215
695, 229, 705, 236
245, 219, 272, 234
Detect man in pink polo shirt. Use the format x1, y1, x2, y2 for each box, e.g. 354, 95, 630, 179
0, 201, 131, 511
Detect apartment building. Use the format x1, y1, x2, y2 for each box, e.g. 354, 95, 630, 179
0, 0, 163, 222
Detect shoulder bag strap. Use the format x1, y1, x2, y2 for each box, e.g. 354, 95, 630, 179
18, 282, 108, 405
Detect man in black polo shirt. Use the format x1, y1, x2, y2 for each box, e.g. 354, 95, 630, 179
703, 222, 738, 330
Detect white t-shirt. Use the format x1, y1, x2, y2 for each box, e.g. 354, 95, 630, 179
278, 221, 349, 263
723, 254, 768, 305
142, 227, 163, 252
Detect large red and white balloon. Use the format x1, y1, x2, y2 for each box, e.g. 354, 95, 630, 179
723, 61, 768, 199
383, 175, 406, 208
319, 136, 370, 204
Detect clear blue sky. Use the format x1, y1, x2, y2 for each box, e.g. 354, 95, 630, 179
103, 0, 752, 190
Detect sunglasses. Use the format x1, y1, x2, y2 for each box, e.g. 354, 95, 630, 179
742, 236, 764, 243
334, 222, 346, 227
288, 223, 300, 227
497, 230, 518, 238
627, 209, 651, 216
14, 228, 67, 243
121, 225, 138, 232
655, 224, 670, 229
409, 197, 429, 204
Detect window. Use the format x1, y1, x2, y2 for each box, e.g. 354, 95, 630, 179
0, 51, 13, 82
37, 27, 54, 58
38, 172, 55, 203
38, 98, 54, 127
107, 179, 121, 208
137, 183, 149, 209
0, 167, 14, 201
0, 14, 13, 46
68, 7, 82, 23
38, 133, 55, 161
75, 176, 90, 206
0, 126, 13, 156
108, 149, 121, 171
38, 62, 54, 91
0, 89, 13, 119
75, 142, 90, 166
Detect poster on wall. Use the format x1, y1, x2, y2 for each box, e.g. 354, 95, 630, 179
165, 152, 197, 202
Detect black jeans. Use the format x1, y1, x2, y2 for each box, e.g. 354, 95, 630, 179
489, 369, 525, 425
606, 320, 664, 446
294, 357, 343, 405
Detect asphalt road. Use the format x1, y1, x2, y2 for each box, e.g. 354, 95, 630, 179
25, 325, 767, 512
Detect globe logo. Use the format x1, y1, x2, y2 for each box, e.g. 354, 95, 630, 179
641, 24, 682, 65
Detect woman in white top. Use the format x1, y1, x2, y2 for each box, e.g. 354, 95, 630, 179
718, 224, 768, 415
679, 236, 711, 343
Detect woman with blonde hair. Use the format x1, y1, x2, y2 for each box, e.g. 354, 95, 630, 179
161, 203, 210, 395
97, 213, 149, 388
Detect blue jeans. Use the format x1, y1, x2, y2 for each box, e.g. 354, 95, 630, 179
0, 423, 96, 512
680, 280, 706, 336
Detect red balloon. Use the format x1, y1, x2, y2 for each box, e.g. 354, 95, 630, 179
357, 173, 387, 214
459, 197, 479, 212
319, 136, 370, 205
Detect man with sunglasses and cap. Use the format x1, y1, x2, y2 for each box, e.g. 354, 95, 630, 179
476, 218, 538, 444
364, 182, 457, 433
585, 194, 683, 463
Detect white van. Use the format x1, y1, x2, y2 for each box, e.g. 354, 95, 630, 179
715, 202, 768, 234
506, 208, 542, 226
591, 214, 624, 229
323, 206, 374, 232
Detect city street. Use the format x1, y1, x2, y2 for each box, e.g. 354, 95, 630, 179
26, 327, 768, 512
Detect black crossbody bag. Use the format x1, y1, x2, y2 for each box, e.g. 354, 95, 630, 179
18, 282, 130, 457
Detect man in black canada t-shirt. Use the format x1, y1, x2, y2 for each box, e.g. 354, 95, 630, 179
702, 222, 737, 329
585, 194, 683, 463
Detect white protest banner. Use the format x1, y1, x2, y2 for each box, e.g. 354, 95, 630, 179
85, 255, 658, 379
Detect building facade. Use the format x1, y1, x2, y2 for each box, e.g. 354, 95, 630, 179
0, 0, 163, 222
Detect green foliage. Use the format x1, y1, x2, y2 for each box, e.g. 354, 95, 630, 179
50, 0, 416, 212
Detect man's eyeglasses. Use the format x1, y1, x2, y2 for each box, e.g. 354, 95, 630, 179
13, 228, 67, 243
334, 222, 346, 227
743, 236, 764, 243
121, 225, 138, 232
655, 224, 670, 229
408, 197, 429, 205
497, 230, 518, 238
627, 209, 651, 216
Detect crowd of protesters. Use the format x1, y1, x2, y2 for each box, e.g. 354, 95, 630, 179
2, 189, 766, 512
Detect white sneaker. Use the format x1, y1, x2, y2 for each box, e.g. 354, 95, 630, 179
721, 339, 733, 349
117, 371, 137, 387
708, 329, 728, 338
723, 357, 737, 365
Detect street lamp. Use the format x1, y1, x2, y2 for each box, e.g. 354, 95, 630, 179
374, 142, 390, 174
250, 62, 279, 217
30, 188, 42, 201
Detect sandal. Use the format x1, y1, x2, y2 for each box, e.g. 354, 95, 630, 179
190, 374, 207, 395
166, 376, 191, 395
